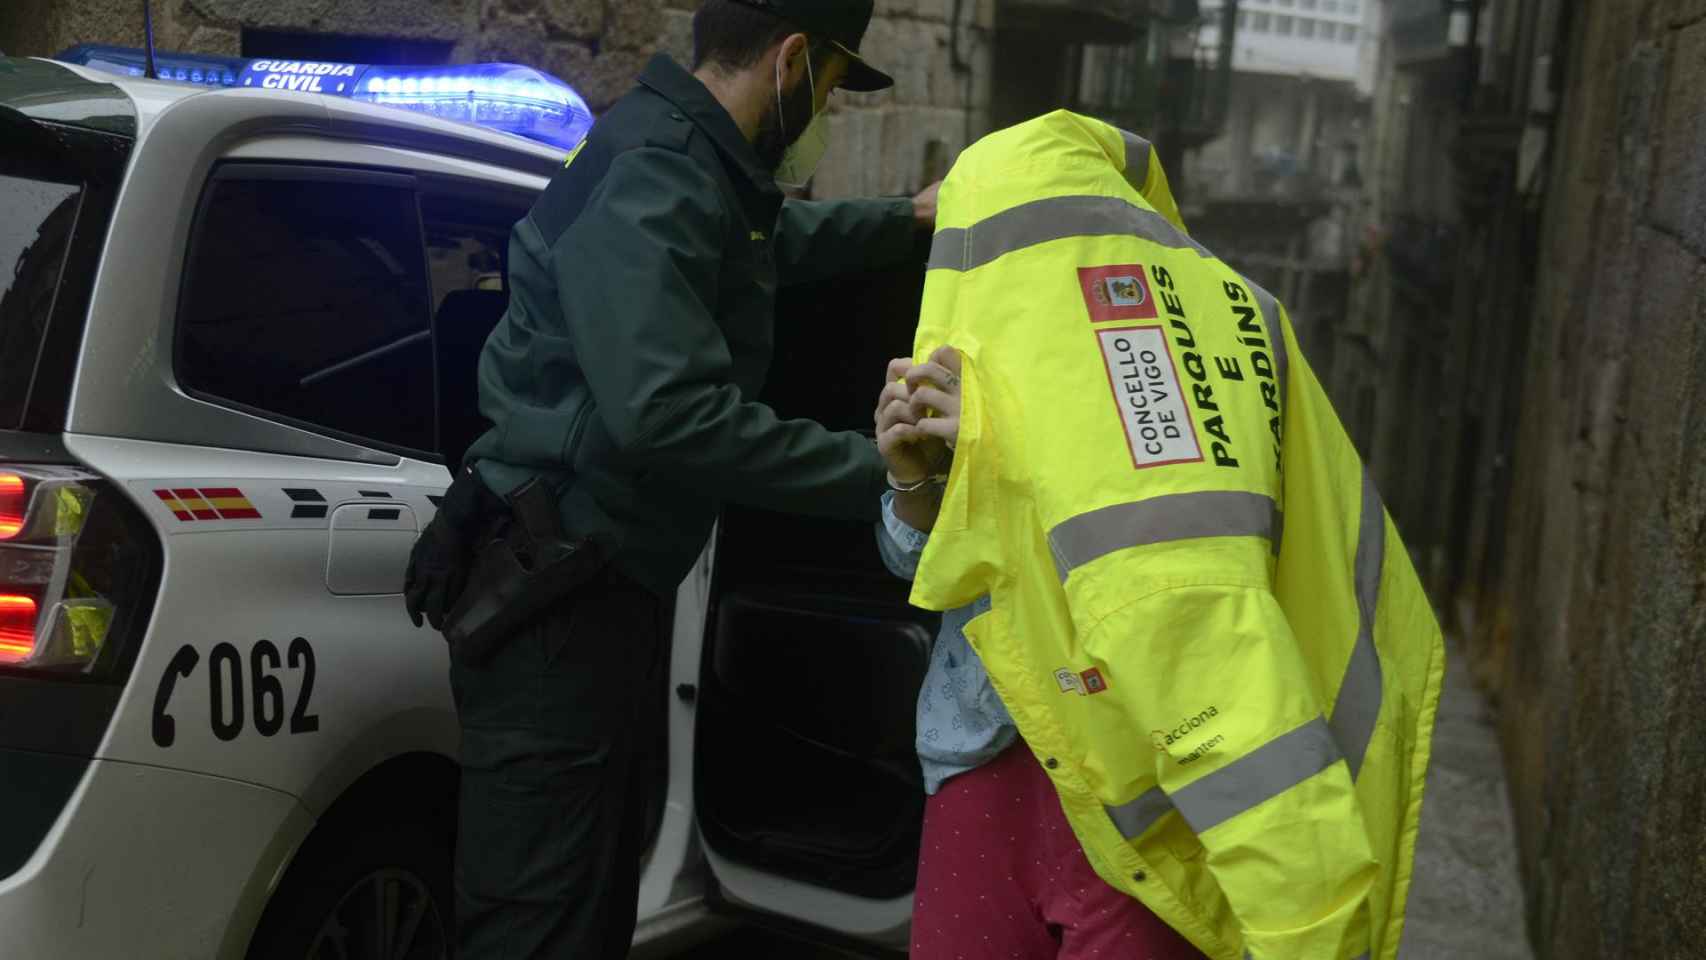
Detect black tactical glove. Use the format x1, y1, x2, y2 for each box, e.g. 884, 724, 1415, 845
405, 467, 502, 631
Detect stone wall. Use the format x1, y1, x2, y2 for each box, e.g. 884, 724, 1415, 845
806, 0, 995, 199
0, 0, 997, 199
1487, 0, 1706, 954
1347, 0, 1706, 954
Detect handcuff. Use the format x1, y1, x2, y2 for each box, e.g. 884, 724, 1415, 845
887, 365, 960, 494
886, 471, 948, 494
887, 445, 954, 494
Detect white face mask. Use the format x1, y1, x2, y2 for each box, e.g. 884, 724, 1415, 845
774, 49, 831, 190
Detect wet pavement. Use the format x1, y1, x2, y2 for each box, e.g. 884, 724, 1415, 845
1399, 637, 1535, 959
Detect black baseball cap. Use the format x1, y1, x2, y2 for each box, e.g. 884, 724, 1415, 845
727, 0, 895, 92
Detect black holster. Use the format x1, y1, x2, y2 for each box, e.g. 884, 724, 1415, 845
443, 477, 611, 666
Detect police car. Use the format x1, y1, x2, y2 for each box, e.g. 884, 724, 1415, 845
1, 44, 934, 958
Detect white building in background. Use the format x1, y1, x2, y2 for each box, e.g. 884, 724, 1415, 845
1185, 0, 1385, 201
1199, 0, 1380, 94
1178, 1, 1387, 365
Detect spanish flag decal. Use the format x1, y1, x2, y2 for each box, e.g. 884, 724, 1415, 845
154, 487, 262, 521
200, 488, 262, 520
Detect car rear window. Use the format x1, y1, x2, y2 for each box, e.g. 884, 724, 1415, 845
176, 166, 437, 454
0, 57, 135, 430
0, 169, 81, 428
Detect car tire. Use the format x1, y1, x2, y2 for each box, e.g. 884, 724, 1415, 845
246, 813, 454, 960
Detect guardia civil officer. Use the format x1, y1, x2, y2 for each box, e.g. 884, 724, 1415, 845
402, 1, 937, 956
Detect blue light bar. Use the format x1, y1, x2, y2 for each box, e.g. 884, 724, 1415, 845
56, 43, 245, 87
54, 44, 593, 153
347, 63, 592, 152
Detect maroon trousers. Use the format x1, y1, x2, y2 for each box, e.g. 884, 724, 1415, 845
911, 743, 1205, 960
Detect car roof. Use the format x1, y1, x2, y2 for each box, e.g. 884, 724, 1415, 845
44, 58, 567, 178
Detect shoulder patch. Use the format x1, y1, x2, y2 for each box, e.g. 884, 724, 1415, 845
644, 110, 696, 153
1079, 265, 1159, 322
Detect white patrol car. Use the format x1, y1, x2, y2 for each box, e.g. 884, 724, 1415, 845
0, 44, 936, 959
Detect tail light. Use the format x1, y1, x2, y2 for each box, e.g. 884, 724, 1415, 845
0, 474, 24, 538
0, 466, 158, 675
0, 595, 37, 658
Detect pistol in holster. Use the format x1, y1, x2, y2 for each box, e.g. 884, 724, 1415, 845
442, 477, 611, 666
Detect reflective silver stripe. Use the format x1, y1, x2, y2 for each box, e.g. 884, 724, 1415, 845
1105, 786, 1172, 840
1169, 717, 1342, 833
1330, 469, 1387, 779
1249, 281, 1288, 409
1048, 491, 1281, 580
926, 194, 1208, 273
1119, 128, 1153, 192
1247, 953, 1368, 960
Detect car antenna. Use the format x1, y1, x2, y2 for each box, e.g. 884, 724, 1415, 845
142, 0, 159, 79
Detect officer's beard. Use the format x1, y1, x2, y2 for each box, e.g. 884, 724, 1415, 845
753, 65, 816, 175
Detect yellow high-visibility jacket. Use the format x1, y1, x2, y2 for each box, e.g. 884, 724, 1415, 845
908, 111, 1445, 960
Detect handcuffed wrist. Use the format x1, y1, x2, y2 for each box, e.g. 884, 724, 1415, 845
886, 471, 947, 494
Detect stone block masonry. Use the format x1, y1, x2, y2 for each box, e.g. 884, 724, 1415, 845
1404, 2, 1706, 957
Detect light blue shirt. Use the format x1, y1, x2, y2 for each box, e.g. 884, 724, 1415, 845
876, 493, 1018, 795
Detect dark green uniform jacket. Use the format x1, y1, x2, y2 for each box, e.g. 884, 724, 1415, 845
466, 54, 913, 596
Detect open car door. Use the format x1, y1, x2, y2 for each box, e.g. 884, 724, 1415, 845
695, 252, 936, 952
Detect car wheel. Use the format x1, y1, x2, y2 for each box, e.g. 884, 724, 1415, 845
247, 816, 453, 960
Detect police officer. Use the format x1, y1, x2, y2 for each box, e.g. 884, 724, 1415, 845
404, 1, 934, 957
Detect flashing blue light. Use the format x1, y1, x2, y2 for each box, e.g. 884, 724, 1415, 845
352, 63, 593, 150
53, 44, 594, 153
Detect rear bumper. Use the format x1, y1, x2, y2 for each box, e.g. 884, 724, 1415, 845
0, 748, 90, 882
0, 755, 309, 959
0, 674, 124, 880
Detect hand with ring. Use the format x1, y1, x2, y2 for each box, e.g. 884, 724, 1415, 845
903, 345, 962, 460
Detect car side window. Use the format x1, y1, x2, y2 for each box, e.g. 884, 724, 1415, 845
177, 166, 435, 454
422, 195, 511, 311
420, 187, 529, 467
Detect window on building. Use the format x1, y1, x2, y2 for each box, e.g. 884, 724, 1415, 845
1300, 0, 1317, 8
1345, 0, 1360, 13
1252, 12, 1271, 31
1238, 11, 1250, 29
1324, 0, 1338, 12
1276, 0, 1293, 6
1299, 18, 1316, 38
1342, 24, 1358, 42
1275, 14, 1294, 35
177, 168, 436, 454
